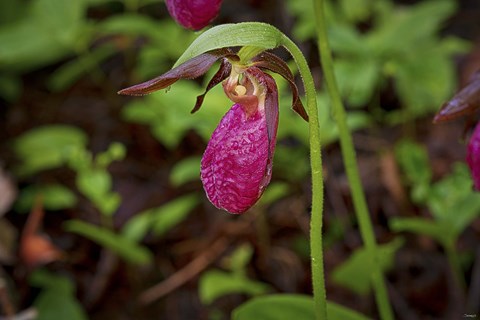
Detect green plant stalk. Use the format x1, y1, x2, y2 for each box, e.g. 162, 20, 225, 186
312, 1, 394, 319
281, 35, 327, 320
445, 242, 467, 290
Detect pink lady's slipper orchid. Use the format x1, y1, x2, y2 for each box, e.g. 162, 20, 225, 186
434, 70, 480, 190
119, 48, 308, 213
166, 0, 222, 30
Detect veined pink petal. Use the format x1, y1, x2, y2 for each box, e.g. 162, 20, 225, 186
201, 103, 275, 214
467, 122, 480, 190
166, 0, 222, 30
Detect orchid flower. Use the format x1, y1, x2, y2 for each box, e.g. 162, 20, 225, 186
165, 0, 223, 30
119, 48, 308, 213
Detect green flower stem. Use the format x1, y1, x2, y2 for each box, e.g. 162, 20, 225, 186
312, 1, 394, 320
281, 35, 328, 320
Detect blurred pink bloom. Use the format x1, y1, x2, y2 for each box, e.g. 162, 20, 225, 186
467, 122, 480, 190
166, 0, 222, 30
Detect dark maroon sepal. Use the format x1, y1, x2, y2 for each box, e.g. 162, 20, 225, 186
252, 51, 309, 122
118, 48, 234, 96
192, 58, 233, 114
434, 71, 480, 123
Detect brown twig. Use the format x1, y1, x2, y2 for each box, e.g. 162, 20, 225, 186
138, 236, 229, 305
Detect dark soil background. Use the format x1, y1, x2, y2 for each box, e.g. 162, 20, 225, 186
1, 0, 480, 319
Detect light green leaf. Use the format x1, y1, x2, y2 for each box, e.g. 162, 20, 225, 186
233, 294, 371, 320
65, 220, 152, 265
395, 139, 432, 203
221, 243, 254, 274
122, 193, 200, 242
199, 270, 270, 305
169, 156, 201, 187
390, 218, 452, 247
32, 0, 86, 47
339, 0, 373, 22
175, 22, 284, 66
13, 125, 88, 176
16, 184, 77, 212
368, 0, 456, 54
334, 57, 380, 107
257, 182, 290, 206
331, 238, 404, 295
76, 168, 120, 216
426, 163, 480, 234
31, 270, 88, 320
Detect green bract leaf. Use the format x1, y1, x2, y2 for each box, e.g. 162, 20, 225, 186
232, 294, 371, 320
65, 220, 152, 265
174, 22, 284, 67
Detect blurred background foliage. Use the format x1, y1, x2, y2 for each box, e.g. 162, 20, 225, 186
0, 0, 479, 319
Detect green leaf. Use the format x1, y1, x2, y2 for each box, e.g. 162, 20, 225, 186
13, 125, 88, 176
233, 294, 371, 320
199, 270, 270, 305
16, 184, 77, 212
122, 193, 200, 242
76, 167, 120, 216
169, 156, 201, 187
221, 243, 254, 274
65, 220, 152, 265
334, 57, 380, 107
32, 0, 86, 47
339, 0, 374, 23
31, 270, 88, 320
47, 44, 116, 92
95, 142, 127, 168
395, 139, 431, 203
393, 45, 456, 117
390, 218, 452, 247
368, 0, 456, 54
426, 163, 480, 234
0, 0, 89, 72
257, 182, 290, 206
331, 238, 404, 295
174, 22, 284, 67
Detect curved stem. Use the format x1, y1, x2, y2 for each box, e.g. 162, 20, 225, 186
312, 1, 394, 319
281, 35, 328, 320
